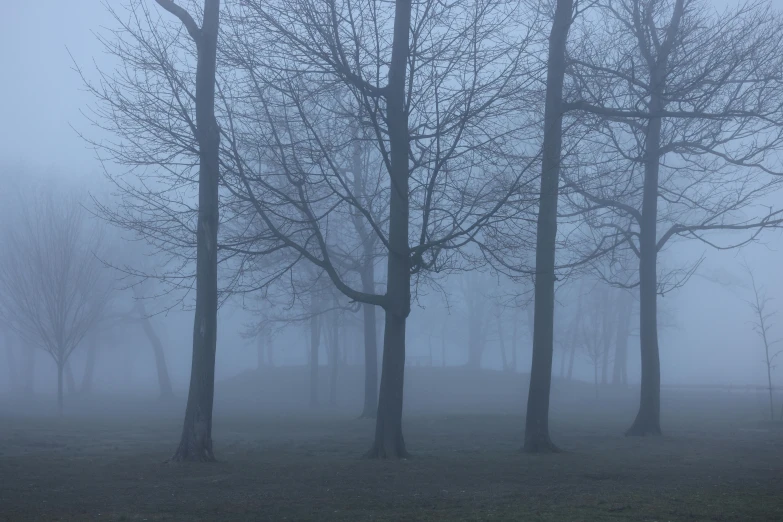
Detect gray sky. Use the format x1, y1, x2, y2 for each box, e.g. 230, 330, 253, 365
1, 1, 110, 174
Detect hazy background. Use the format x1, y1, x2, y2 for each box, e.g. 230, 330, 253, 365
2, 0, 782, 399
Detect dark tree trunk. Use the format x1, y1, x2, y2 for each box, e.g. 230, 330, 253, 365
169, 0, 221, 462
309, 304, 321, 408
628, 211, 662, 436
624, 0, 685, 439
626, 97, 665, 436
365, 0, 411, 459
612, 293, 632, 386
523, 0, 573, 454
366, 310, 408, 458
80, 337, 99, 395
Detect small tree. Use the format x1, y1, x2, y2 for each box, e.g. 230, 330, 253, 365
0, 190, 112, 414
744, 263, 781, 421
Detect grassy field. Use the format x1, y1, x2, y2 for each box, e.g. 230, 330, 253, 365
0, 370, 781, 521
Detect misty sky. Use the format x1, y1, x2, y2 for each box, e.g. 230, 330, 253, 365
2, 0, 783, 390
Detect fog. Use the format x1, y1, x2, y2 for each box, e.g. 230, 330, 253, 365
1, 0, 782, 520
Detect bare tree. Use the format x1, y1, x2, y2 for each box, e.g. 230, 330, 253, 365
145, 0, 222, 462
524, 0, 575, 453
563, 0, 783, 436
217, 0, 541, 458
0, 191, 112, 414
744, 263, 782, 421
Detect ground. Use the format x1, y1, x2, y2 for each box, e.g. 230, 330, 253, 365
0, 369, 781, 521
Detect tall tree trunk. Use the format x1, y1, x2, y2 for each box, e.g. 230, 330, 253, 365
625, 0, 684, 438
626, 99, 664, 437
169, 0, 221, 462
365, 0, 411, 459
523, 0, 573, 453
80, 336, 99, 395
309, 306, 320, 408
612, 293, 632, 386
368, 310, 408, 458
629, 201, 662, 435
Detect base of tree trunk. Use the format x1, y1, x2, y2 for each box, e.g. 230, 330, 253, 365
171, 439, 216, 462
522, 436, 560, 454
624, 416, 662, 437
